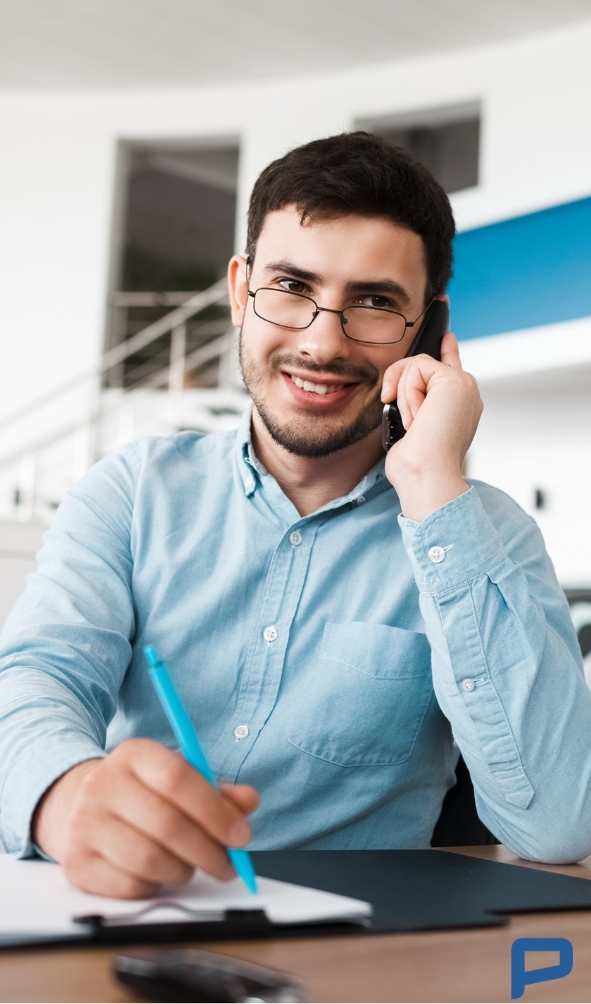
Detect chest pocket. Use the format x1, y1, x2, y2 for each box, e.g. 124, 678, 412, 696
285, 622, 433, 766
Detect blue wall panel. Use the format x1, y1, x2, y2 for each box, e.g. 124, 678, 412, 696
448, 196, 591, 341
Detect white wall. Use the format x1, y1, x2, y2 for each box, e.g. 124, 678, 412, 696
472, 374, 591, 588
1, 18, 590, 580
461, 319, 591, 585
2, 19, 591, 420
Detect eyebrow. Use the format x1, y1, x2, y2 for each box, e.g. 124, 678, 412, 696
262, 259, 411, 304
263, 260, 322, 283
345, 279, 411, 304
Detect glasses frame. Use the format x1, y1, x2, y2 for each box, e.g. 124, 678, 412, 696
248, 287, 428, 345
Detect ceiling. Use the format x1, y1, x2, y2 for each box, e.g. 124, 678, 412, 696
2, 0, 591, 90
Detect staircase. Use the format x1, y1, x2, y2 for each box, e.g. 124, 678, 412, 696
0, 279, 249, 525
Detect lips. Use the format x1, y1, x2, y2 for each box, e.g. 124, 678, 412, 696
290, 375, 343, 395
282, 371, 359, 408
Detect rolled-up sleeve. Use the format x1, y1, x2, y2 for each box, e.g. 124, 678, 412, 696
400, 482, 591, 863
0, 444, 139, 857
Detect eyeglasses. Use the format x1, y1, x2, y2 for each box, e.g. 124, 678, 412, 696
248, 287, 426, 345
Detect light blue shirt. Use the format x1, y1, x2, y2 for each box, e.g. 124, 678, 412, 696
1, 407, 590, 862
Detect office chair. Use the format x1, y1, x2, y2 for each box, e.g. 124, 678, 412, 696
431, 754, 498, 846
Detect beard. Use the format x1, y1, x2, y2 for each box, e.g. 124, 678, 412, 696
239, 332, 383, 459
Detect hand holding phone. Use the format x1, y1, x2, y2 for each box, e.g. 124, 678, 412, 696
380, 302, 483, 522
382, 299, 449, 451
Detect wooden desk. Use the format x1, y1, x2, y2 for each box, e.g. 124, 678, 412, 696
1, 846, 591, 1003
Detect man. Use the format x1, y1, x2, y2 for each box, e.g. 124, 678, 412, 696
1, 132, 590, 900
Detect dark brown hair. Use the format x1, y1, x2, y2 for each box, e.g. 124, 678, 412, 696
246, 131, 455, 305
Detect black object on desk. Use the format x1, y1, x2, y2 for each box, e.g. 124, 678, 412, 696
250, 849, 591, 933
85, 850, 591, 943
113, 948, 306, 1003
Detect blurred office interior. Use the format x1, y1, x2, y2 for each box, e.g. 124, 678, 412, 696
0, 0, 590, 672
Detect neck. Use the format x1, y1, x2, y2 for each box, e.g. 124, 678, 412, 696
250, 409, 384, 517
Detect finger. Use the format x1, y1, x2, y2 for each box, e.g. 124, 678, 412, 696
102, 770, 235, 879
63, 849, 160, 900
219, 783, 259, 815
440, 331, 462, 369
91, 814, 197, 887
398, 360, 426, 423
131, 746, 251, 848
381, 358, 407, 403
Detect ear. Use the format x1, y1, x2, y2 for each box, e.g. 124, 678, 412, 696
228, 255, 249, 328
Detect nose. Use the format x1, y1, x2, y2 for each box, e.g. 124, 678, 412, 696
295, 306, 351, 366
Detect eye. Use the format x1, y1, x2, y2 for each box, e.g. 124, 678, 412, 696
277, 278, 308, 295
354, 294, 396, 310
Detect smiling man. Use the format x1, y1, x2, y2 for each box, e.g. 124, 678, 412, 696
1, 132, 591, 899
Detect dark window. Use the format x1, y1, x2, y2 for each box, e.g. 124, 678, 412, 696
356, 102, 480, 194
106, 142, 239, 388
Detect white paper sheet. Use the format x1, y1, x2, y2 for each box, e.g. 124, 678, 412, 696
0, 856, 371, 945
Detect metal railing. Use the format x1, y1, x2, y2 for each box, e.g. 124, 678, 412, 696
0, 280, 249, 521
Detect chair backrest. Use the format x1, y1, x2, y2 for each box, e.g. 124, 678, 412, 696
431, 755, 498, 846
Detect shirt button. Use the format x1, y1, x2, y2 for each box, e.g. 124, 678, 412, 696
428, 546, 446, 563
354, 496, 366, 506
234, 725, 249, 739
244, 478, 254, 492
461, 678, 475, 692
289, 531, 302, 546
263, 625, 278, 642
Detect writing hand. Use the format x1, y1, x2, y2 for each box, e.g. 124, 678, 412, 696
32, 738, 259, 899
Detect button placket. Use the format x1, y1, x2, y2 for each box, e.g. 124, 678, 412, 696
214, 520, 320, 780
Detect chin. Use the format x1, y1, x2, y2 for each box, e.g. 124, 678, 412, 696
257, 401, 382, 460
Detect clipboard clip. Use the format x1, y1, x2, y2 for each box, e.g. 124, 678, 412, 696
74, 906, 273, 940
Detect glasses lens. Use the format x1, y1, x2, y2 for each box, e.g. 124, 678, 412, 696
254, 289, 315, 329
343, 306, 406, 344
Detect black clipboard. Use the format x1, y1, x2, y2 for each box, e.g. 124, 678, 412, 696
8, 850, 591, 950
69, 850, 591, 947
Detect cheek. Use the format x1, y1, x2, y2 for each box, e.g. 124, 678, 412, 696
243, 314, 292, 365
240, 321, 284, 383
371, 349, 402, 384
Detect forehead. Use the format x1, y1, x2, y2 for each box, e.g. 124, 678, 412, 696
254, 206, 427, 295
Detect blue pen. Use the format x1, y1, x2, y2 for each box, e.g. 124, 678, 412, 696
144, 644, 258, 894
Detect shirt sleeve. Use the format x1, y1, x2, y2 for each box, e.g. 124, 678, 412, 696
0, 443, 140, 857
399, 482, 591, 864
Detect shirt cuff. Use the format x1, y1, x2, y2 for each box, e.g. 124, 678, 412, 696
398, 486, 508, 595
0, 740, 105, 858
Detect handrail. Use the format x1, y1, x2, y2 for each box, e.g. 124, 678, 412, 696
0, 329, 241, 475
0, 279, 229, 435
122, 318, 230, 387
143, 330, 237, 390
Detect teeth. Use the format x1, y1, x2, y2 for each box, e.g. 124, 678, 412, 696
292, 376, 340, 395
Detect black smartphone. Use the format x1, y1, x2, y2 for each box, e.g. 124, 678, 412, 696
113, 948, 307, 1003
381, 299, 449, 451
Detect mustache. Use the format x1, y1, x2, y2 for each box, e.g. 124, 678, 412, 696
270, 353, 380, 385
